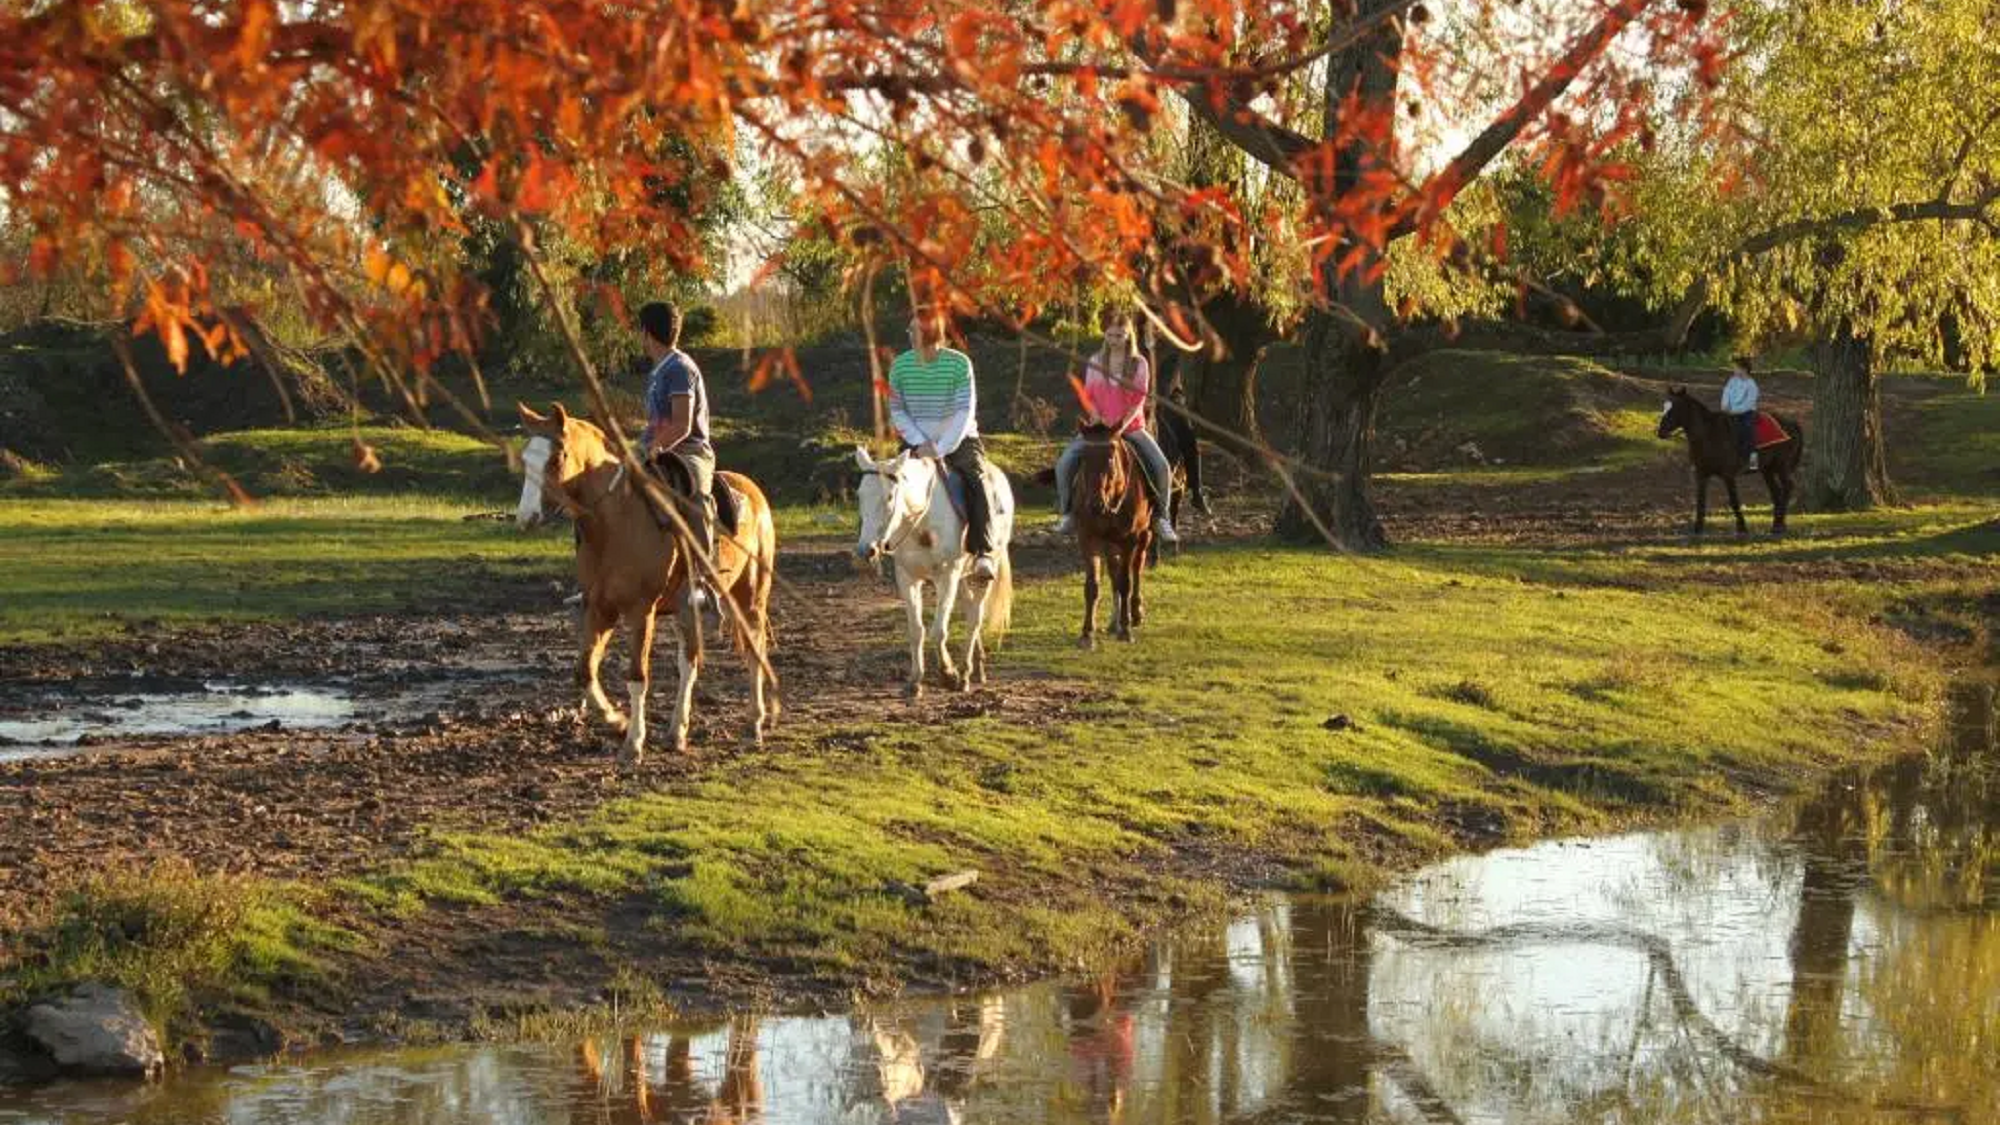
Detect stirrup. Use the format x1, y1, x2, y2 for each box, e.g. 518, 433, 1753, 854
1746, 453, 1760, 471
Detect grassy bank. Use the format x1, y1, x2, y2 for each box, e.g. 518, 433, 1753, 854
6, 509, 1985, 1049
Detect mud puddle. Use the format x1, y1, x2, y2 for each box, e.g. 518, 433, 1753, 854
0, 670, 541, 760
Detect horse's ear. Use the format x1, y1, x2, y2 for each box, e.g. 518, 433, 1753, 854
519, 402, 556, 433
886, 450, 910, 473
854, 446, 875, 471
552, 401, 572, 427
1669, 385, 1687, 397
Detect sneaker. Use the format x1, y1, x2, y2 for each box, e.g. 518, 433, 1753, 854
1153, 517, 1179, 543
562, 590, 584, 607
1054, 513, 1076, 535
969, 554, 998, 581
689, 586, 712, 613
1746, 452, 1760, 471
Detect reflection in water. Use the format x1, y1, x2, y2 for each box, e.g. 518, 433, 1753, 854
2, 683, 1991, 1124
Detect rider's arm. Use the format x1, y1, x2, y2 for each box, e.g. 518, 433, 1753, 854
886, 354, 931, 448
648, 394, 693, 453
1112, 356, 1151, 433
930, 351, 976, 456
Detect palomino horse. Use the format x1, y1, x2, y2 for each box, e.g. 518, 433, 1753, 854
853, 448, 1014, 697
517, 403, 777, 758
1072, 422, 1152, 647
1657, 387, 1803, 536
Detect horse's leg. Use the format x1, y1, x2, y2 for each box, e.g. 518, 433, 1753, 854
1088, 544, 1104, 648
620, 601, 658, 763
898, 567, 927, 699
1776, 462, 1792, 536
1692, 473, 1710, 536
747, 553, 777, 740
956, 580, 986, 693
932, 566, 965, 690
1723, 474, 1747, 535
1109, 550, 1133, 642
665, 595, 702, 754
576, 600, 625, 732
1129, 540, 1146, 630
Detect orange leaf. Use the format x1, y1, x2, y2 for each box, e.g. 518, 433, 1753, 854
163, 318, 190, 373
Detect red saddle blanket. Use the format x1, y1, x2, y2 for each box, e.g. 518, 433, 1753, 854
1753, 411, 1788, 449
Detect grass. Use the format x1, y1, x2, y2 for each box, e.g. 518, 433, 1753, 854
293, 530, 1953, 1001
0, 496, 572, 643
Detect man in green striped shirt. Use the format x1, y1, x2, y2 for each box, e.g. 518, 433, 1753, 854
888, 312, 996, 579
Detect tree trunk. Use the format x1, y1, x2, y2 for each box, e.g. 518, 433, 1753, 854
1184, 289, 1269, 458
1273, 0, 1401, 551
1277, 312, 1389, 549
1780, 783, 1867, 1070
1802, 324, 1895, 510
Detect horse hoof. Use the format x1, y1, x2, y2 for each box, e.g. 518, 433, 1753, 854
1078, 634, 1096, 650
618, 746, 643, 767
904, 682, 924, 701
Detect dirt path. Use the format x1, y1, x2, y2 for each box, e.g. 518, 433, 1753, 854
0, 537, 1106, 924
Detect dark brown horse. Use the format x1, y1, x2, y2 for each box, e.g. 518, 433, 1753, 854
1657, 386, 1803, 536
1074, 422, 1153, 647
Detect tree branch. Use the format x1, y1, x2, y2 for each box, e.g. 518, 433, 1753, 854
1396, 0, 1654, 237
1734, 182, 2000, 257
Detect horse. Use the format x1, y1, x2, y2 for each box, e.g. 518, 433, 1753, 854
853, 448, 1015, 698
1153, 381, 1211, 534
517, 403, 777, 759
1657, 386, 1803, 536
1072, 422, 1152, 647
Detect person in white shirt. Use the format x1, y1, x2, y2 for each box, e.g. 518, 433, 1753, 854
1721, 356, 1761, 470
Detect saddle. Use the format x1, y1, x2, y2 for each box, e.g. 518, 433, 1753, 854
646, 450, 741, 538
1751, 411, 1788, 450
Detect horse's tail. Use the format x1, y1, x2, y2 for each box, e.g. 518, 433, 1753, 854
983, 546, 1013, 646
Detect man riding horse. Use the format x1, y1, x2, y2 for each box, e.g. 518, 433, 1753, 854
887, 310, 999, 581
639, 300, 717, 607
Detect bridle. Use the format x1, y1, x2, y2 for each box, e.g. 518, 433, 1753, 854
525, 433, 627, 523
864, 459, 936, 556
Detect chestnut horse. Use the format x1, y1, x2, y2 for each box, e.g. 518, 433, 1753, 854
517, 403, 777, 758
1657, 386, 1803, 536
1072, 422, 1153, 647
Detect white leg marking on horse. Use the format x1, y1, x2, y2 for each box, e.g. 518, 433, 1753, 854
624, 679, 648, 758
670, 632, 696, 751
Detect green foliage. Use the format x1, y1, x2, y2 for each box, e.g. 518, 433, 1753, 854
1, 861, 332, 1028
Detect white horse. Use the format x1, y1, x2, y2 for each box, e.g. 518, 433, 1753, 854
853, 448, 1014, 698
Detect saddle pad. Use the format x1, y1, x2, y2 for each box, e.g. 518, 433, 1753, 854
1753, 411, 1788, 449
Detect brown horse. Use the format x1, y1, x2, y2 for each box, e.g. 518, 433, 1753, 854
1073, 422, 1153, 647
1657, 386, 1804, 536
517, 403, 777, 759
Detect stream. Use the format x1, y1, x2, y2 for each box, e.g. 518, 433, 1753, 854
1, 680, 1991, 1124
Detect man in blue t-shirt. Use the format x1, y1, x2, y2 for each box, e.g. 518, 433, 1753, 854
639, 301, 716, 582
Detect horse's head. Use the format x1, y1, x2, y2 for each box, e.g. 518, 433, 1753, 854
516, 402, 609, 528
1657, 386, 1697, 440
853, 447, 934, 561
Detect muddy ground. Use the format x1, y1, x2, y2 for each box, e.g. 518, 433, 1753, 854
1, 367, 1990, 1049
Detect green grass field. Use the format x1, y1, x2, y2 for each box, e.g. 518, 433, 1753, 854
3, 348, 1994, 1043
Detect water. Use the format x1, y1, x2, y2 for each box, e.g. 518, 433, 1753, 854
2, 682, 1992, 1123
0, 683, 354, 756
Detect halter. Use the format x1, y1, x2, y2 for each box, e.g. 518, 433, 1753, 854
865, 459, 937, 555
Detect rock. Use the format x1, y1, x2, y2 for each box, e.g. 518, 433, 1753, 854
22, 983, 165, 1078
1321, 714, 1357, 732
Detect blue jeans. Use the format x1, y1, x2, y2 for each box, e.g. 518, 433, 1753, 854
1056, 430, 1172, 520
1731, 412, 1756, 462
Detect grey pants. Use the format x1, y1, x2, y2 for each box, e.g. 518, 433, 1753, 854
1055, 430, 1172, 519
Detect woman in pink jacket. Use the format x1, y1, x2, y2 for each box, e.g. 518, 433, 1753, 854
1053, 312, 1178, 543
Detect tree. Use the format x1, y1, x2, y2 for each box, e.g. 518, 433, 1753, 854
2, 1, 1714, 527
1515, 0, 2000, 510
